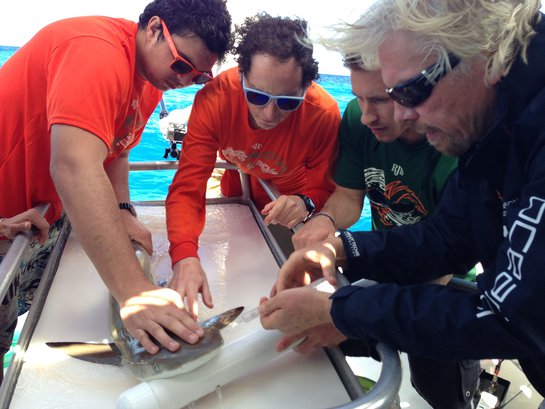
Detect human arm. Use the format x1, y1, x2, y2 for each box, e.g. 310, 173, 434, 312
292, 186, 364, 249
259, 288, 333, 337
261, 194, 309, 228
271, 237, 346, 295
50, 124, 204, 353
169, 257, 213, 319
0, 209, 50, 244
105, 150, 153, 255
274, 323, 347, 353
165, 91, 220, 314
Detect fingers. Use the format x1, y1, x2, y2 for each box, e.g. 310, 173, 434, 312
263, 196, 306, 227
258, 296, 281, 330
269, 282, 278, 298
262, 199, 281, 225
1, 209, 50, 242
120, 289, 206, 354
139, 234, 154, 256
26, 210, 50, 243
125, 216, 154, 255
276, 333, 306, 352
303, 243, 338, 286
201, 281, 214, 309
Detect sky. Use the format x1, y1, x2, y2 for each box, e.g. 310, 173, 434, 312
1, 0, 371, 75
3, 1, 544, 75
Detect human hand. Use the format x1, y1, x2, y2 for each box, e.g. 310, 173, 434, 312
271, 239, 341, 296
276, 323, 347, 353
0, 208, 50, 244
261, 195, 308, 228
292, 214, 335, 250
121, 210, 153, 255
170, 257, 213, 319
119, 285, 205, 354
259, 288, 332, 336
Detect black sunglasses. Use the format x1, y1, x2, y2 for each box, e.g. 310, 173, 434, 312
242, 77, 306, 111
386, 54, 460, 108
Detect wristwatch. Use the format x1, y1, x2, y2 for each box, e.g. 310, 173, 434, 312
295, 194, 316, 219
119, 202, 137, 217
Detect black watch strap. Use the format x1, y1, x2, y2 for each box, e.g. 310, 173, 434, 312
119, 202, 137, 217
295, 193, 316, 217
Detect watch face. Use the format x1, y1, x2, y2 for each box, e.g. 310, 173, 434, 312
307, 197, 316, 211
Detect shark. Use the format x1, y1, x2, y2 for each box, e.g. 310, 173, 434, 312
47, 242, 243, 381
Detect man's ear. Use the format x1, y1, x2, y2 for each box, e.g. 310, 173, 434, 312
147, 15, 162, 43
486, 69, 502, 86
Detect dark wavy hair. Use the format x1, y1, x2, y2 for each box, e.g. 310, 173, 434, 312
138, 0, 233, 61
234, 13, 319, 88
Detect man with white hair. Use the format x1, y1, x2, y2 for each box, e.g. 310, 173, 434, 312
259, 0, 545, 403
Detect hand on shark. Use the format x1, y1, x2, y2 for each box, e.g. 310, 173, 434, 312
170, 257, 213, 319
119, 286, 205, 354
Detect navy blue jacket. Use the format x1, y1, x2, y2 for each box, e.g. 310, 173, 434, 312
331, 15, 545, 364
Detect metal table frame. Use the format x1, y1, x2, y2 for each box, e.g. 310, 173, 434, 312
0, 161, 401, 409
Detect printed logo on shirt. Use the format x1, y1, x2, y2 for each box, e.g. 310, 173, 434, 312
222, 147, 287, 175
391, 163, 404, 176
111, 103, 143, 155
477, 195, 545, 320
364, 167, 428, 227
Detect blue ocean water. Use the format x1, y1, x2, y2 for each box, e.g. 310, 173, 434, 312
0, 45, 370, 231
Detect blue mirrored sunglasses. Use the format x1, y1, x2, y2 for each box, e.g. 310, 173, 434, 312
242, 77, 306, 111
386, 54, 460, 108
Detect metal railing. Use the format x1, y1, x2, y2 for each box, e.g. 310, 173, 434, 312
258, 178, 402, 409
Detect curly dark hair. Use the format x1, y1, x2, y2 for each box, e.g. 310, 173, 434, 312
138, 0, 233, 61
234, 13, 319, 88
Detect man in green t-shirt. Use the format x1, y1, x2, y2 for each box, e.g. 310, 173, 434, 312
293, 65, 456, 246
291, 63, 479, 409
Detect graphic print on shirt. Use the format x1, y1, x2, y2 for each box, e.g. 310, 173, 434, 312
477, 196, 545, 320
222, 147, 287, 175
364, 166, 428, 227
111, 93, 144, 156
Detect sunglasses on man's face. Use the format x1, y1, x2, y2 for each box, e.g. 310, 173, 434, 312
160, 19, 213, 85
242, 77, 306, 112
386, 54, 460, 108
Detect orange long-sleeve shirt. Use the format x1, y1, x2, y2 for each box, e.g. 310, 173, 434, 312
166, 67, 340, 264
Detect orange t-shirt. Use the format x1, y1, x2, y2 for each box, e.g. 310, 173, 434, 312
0, 16, 162, 223
166, 67, 340, 263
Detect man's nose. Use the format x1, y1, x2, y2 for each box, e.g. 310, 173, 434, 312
394, 103, 419, 122
360, 108, 378, 126
263, 101, 281, 120
176, 73, 194, 88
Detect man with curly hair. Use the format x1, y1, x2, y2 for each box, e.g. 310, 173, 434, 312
0, 0, 232, 378
259, 0, 545, 404
165, 13, 340, 320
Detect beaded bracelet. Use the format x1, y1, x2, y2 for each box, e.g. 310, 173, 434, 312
308, 212, 335, 226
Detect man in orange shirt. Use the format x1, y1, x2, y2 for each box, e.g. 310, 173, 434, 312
165, 13, 340, 319
0, 0, 232, 377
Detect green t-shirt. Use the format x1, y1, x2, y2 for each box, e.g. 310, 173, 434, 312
334, 99, 458, 230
